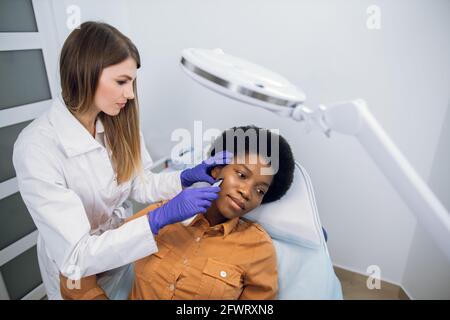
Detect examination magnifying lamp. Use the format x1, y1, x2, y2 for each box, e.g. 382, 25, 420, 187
180, 48, 450, 261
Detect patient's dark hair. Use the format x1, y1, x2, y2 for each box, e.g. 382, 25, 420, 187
209, 125, 295, 204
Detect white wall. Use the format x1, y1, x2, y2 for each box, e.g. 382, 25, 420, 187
401, 102, 450, 299
48, 0, 132, 88
50, 0, 131, 43
47, 0, 450, 298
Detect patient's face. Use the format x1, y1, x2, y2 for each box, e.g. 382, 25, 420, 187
210, 153, 274, 219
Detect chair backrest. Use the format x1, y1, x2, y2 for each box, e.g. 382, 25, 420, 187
244, 162, 342, 299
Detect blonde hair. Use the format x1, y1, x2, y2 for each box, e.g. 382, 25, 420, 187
60, 21, 142, 184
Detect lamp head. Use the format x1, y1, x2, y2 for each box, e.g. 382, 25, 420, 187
180, 48, 306, 117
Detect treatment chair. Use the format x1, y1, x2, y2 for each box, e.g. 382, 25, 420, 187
104, 155, 343, 300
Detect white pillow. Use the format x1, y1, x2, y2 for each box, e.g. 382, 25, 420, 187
245, 163, 325, 249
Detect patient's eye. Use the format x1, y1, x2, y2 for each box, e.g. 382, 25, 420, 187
257, 188, 266, 196
236, 171, 246, 179
116, 80, 127, 85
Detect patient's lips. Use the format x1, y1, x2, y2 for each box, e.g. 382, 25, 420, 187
227, 195, 245, 211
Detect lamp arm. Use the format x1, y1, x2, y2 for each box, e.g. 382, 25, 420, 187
293, 99, 450, 260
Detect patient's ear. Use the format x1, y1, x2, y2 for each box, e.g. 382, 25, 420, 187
210, 166, 224, 179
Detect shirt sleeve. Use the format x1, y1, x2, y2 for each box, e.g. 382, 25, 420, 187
239, 232, 278, 300
13, 143, 158, 278
129, 132, 182, 204
60, 273, 108, 300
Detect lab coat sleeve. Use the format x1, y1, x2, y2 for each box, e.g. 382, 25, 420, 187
13, 143, 158, 278
59, 202, 166, 300
129, 132, 183, 203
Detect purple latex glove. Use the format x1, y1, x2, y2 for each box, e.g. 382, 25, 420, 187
147, 186, 220, 234
180, 151, 233, 187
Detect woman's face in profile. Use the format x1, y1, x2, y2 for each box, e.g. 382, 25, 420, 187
211, 153, 274, 220
93, 57, 137, 116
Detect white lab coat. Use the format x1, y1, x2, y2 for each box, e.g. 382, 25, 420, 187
12, 97, 182, 299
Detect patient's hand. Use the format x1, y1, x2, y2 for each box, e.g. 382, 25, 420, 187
60, 273, 108, 300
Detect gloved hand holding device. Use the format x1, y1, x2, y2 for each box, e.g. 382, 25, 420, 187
180, 150, 233, 187
147, 186, 220, 234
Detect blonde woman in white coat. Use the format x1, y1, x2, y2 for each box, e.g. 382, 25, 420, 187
13, 21, 231, 299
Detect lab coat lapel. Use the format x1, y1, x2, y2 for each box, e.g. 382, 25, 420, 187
49, 97, 102, 158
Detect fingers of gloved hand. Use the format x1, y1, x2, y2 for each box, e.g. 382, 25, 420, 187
194, 186, 221, 192
196, 207, 208, 214
207, 191, 221, 200
190, 172, 216, 185
214, 151, 233, 165
193, 186, 221, 196
180, 186, 220, 198
204, 150, 234, 166
191, 203, 210, 214
197, 199, 214, 209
